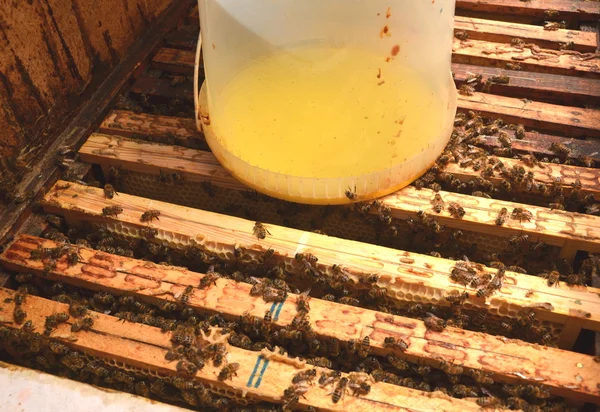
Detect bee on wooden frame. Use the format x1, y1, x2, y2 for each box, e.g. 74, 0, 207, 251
431, 193, 444, 213
102, 206, 123, 217
253, 222, 271, 240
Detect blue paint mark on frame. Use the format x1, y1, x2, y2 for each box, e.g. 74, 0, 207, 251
246, 355, 270, 388
273, 298, 287, 321
246, 355, 263, 387
254, 357, 270, 388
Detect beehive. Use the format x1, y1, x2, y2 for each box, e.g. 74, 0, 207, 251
1, 1, 600, 411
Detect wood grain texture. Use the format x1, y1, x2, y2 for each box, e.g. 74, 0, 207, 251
78, 134, 600, 256
40, 181, 600, 334
98, 108, 600, 165
457, 92, 600, 138
454, 16, 597, 52
0, 0, 173, 161
0, 1, 194, 246
3, 234, 599, 403
0, 287, 479, 411
452, 62, 600, 107
452, 38, 600, 78
99, 110, 206, 148
144, 47, 600, 135
456, 0, 600, 21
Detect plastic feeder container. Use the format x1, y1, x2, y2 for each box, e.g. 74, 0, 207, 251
194, 0, 457, 205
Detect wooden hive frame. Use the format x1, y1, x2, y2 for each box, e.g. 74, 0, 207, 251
1, 1, 599, 410
2, 234, 600, 404
36, 180, 600, 349
0, 287, 489, 411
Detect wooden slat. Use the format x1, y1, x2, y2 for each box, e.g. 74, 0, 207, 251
40, 181, 600, 334
144, 47, 600, 136
98, 109, 600, 167
153, 48, 202, 74
442, 158, 600, 201
453, 38, 600, 78
99, 110, 206, 149
166, 18, 597, 53
78, 133, 600, 259
453, 62, 600, 107
3, 235, 600, 403
454, 16, 597, 52
457, 91, 600, 138
456, 0, 600, 22
0, 287, 475, 411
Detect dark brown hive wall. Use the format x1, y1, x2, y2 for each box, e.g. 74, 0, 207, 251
0, 0, 173, 164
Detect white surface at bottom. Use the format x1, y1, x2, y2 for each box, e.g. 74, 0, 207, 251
0, 362, 185, 412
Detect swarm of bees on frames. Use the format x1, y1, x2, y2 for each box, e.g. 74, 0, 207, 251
4, 59, 594, 411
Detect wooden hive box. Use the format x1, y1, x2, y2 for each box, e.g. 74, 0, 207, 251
1, 1, 599, 411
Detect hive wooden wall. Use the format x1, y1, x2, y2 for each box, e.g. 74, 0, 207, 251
0, 0, 173, 165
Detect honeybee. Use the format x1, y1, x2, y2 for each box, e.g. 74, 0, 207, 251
368, 286, 387, 300
66, 247, 82, 266
141, 210, 160, 222
471, 369, 494, 385
14, 273, 33, 283
504, 62, 522, 71
386, 354, 410, 371
296, 252, 318, 265
177, 359, 198, 376
349, 378, 371, 397
297, 291, 311, 313
102, 206, 123, 217
458, 84, 474, 96
71, 316, 94, 332
447, 202, 465, 218
424, 313, 446, 332
356, 336, 371, 358
465, 73, 482, 85
198, 272, 220, 289
103, 184, 117, 199
345, 185, 357, 201
383, 336, 409, 352
292, 368, 317, 385
545, 270, 560, 287
454, 30, 469, 40
257, 247, 276, 264
445, 290, 469, 305
438, 359, 463, 375
509, 234, 530, 245
262, 287, 287, 303
14, 292, 26, 305
476, 396, 502, 408
549, 142, 571, 157
338, 297, 360, 306
49, 341, 70, 355
511, 208, 533, 222
490, 75, 509, 84
544, 21, 566, 31
518, 311, 536, 326
452, 384, 478, 398
139, 227, 158, 239
13, 307, 27, 324
218, 362, 240, 381
35, 355, 52, 369
332, 377, 348, 403
308, 357, 332, 368
431, 194, 444, 213
253, 222, 270, 240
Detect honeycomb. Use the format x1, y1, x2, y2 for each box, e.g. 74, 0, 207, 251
118, 171, 561, 271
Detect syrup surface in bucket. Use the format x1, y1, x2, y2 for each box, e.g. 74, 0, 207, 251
210, 46, 445, 179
